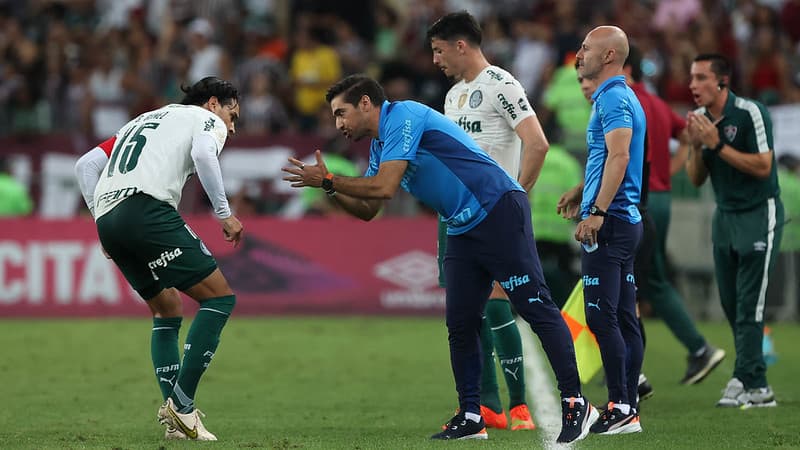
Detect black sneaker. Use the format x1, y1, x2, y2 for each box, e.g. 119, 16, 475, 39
589, 404, 642, 435
430, 413, 488, 440
681, 343, 726, 385
556, 397, 598, 443
638, 373, 654, 401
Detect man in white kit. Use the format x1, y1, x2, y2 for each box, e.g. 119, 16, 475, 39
74, 76, 243, 441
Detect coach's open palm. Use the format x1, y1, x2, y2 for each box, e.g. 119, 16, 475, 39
221, 215, 243, 247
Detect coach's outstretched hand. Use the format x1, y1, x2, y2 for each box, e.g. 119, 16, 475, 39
220, 215, 243, 247
282, 149, 329, 189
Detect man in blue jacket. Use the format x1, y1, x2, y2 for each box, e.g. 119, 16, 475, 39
282, 74, 598, 444
559, 26, 646, 435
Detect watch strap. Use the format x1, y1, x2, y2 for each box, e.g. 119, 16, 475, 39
322, 172, 335, 195
590, 205, 608, 217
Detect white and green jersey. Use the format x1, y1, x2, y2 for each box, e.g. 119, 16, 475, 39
444, 65, 534, 179
93, 104, 228, 219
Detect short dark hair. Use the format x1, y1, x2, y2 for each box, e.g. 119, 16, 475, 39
426, 11, 482, 46
325, 74, 387, 106
625, 45, 643, 83
180, 76, 239, 106
693, 53, 731, 82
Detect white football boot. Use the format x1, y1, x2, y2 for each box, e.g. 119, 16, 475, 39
157, 397, 217, 441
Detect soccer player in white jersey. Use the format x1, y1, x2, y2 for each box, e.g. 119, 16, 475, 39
428, 11, 550, 431
74, 77, 243, 441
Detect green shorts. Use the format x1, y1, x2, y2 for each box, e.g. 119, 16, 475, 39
96, 193, 217, 300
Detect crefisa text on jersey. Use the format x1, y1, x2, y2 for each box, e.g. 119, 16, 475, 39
96, 186, 139, 205
456, 116, 482, 133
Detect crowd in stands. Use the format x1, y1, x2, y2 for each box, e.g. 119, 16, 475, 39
1, 1, 797, 319
2, 0, 800, 218
1, 0, 800, 142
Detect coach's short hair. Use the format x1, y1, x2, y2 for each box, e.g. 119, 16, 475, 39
426, 11, 482, 46
180, 76, 239, 106
325, 75, 387, 107
694, 53, 732, 81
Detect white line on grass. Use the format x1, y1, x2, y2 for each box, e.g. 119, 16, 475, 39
518, 317, 564, 449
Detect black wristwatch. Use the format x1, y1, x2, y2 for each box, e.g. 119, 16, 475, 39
321, 173, 335, 196
589, 205, 607, 217
710, 140, 725, 154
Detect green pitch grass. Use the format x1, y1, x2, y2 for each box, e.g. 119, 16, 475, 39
0, 317, 797, 449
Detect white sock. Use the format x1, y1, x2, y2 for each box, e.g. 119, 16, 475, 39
615, 403, 631, 415
465, 412, 482, 423
562, 396, 585, 405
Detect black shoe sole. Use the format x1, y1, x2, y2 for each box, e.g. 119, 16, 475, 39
430, 431, 488, 440
682, 349, 726, 385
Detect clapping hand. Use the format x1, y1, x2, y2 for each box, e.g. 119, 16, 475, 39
686, 112, 722, 149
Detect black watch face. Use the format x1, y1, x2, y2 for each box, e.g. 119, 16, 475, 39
590, 206, 598, 214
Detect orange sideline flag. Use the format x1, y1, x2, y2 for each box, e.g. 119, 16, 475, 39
561, 280, 603, 384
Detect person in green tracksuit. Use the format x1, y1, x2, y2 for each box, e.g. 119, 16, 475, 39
686, 54, 782, 409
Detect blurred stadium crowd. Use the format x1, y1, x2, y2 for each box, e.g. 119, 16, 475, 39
1, 0, 800, 141
0, 0, 798, 319
1, 0, 800, 224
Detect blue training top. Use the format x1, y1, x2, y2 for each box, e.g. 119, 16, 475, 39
365, 100, 523, 235
581, 75, 646, 224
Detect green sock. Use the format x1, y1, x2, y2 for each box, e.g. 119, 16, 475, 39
479, 315, 503, 413
152, 317, 182, 401
486, 299, 526, 408
170, 295, 235, 413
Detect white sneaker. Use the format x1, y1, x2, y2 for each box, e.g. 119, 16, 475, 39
157, 397, 217, 441
738, 387, 778, 409
716, 378, 744, 407
164, 426, 187, 440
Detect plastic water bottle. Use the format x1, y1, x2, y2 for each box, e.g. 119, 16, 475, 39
582, 239, 598, 253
